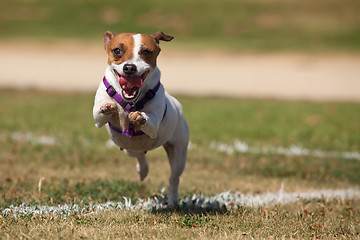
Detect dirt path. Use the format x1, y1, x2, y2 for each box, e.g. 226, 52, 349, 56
1, 41, 359, 101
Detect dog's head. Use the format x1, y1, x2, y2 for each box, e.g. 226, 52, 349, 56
104, 31, 173, 100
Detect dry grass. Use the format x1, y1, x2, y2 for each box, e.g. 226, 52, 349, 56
1, 199, 359, 239
0, 90, 359, 238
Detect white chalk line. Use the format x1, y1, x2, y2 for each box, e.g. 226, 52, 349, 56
1, 132, 359, 218
4, 131, 56, 146
1, 131, 359, 161
209, 140, 360, 160
1, 187, 359, 219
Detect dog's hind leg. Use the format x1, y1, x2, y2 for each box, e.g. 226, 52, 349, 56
124, 149, 149, 181
163, 119, 189, 207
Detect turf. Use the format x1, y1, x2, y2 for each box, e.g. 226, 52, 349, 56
0, 0, 360, 51
0, 89, 359, 238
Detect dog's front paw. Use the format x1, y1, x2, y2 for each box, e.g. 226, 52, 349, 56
129, 111, 146, 125
100, 103, 118, 115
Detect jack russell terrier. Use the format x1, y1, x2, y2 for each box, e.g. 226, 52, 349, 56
93, 31, 189, 206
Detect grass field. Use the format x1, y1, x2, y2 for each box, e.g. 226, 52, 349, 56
1, 0, 359, 238
0, 89, 359, 239
1, 0, 360, 51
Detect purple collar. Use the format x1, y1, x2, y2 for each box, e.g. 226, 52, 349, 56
102, 76, 162, 137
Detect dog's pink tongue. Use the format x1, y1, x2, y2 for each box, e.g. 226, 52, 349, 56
119, 76, 143, 93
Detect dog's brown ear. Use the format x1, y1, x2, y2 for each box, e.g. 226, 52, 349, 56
104, 31, 115, 50
151, 31, 174, 44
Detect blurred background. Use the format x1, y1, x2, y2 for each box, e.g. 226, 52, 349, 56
1, 0, 360, 50
1, 2, 360, 233
0, 0, 360, 100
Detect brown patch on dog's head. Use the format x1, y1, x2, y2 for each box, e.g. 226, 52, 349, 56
103, 31, 174, 67
138, 34, 161, 68
137, 32, 174, 68
104, 32, 135, 65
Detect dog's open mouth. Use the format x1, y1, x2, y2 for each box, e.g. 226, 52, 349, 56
114, 70, 150, 100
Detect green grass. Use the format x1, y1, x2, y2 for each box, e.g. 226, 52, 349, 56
183, 97, 360, 151
0, 89, 360, 238
0, 0, 360, 51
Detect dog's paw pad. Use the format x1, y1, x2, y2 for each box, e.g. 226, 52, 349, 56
100, 103, 118, 115
129, 111, 146, 125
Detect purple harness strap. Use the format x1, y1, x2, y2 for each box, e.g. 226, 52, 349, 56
108, 121, 146, 137
108, 103, 167, 137
103, 76, 165, 137
103, 77, 160, 112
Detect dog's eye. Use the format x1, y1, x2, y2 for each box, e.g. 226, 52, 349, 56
112, 48, 122, 57
141, 49, 152, 56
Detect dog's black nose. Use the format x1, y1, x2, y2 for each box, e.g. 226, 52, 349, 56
123, 64, 137, 75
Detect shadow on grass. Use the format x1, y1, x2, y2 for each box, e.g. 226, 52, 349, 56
151, 204, 228, 215
148, 193, 231, 216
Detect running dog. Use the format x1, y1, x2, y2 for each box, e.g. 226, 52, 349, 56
93, 31, 189, 206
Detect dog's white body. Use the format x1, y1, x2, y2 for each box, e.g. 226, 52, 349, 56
93, 32, 189, 206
